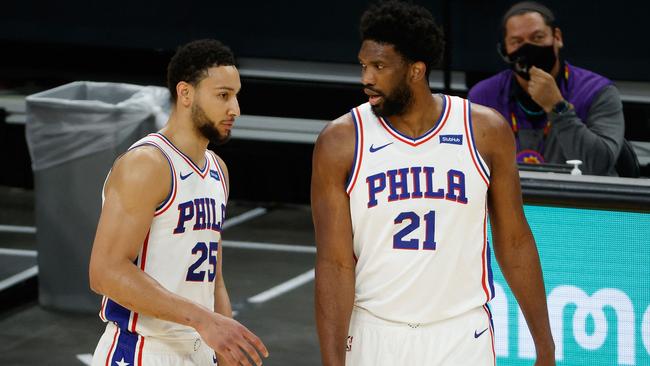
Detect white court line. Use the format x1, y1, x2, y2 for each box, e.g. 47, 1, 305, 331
0, 248, 37, 257
0, 265, 38, 291
76, 353, 92, 365
0, 206, 268, 235
0, 224, 36, 234
248, 268, 315, 304
223, 207, 267, 230
222, 240, 316, 253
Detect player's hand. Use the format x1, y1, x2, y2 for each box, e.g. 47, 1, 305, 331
527, 66, 564, 113
216, 353, 234, 366
196, 312, 269, 366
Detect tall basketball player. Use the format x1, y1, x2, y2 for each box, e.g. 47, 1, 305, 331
89, 40, 268, 366
312, 2, 555, 365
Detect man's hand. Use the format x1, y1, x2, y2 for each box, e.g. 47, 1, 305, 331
195, 311, 269, 366
527, 66, 564, 113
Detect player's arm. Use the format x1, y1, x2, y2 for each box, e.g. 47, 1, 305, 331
312, 114, 357, 366
213, 154, 232, 318
89, 147, 266, 366
211, 154, 234, 365
472, 104, 556, 365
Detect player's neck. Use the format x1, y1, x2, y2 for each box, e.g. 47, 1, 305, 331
386, 92, 442, 138
160, 113, 209, 168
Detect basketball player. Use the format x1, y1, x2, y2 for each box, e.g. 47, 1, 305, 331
312, 2, 555, 365
88, 39, 268, 366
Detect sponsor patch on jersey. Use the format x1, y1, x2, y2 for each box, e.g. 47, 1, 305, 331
439, 134, 463, 145
209, 169, 220, 181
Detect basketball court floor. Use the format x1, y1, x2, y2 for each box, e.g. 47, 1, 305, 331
0, 185, 321, 365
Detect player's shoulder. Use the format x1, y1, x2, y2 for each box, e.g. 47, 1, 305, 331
469, 101, 512, 140
313, 112, 356, 171
111, 144, 171, 185
316, 112, 355, 148
468, 101, 516, 168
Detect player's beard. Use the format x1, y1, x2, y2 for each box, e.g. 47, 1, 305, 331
370, 76, 413, 118
191, 103, 231, 146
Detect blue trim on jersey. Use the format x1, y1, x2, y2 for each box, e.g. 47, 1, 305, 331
467, 101, 490, 179
486, 241, 495, 299
110, 328, 138, 366
155, 146, 175, 211
154, 133, 208, 174
381, 94, 447, 142
211, 152, 229, 201
345, 109, 360, 189
484, 303, 495, 330
104, 298, 132, 331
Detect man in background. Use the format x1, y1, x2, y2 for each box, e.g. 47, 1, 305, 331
469, 1, 624, 176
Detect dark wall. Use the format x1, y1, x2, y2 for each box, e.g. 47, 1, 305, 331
452, 0, 650, 82
1, 0, 648, 82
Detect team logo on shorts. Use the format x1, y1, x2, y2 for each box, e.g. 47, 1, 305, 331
346, 336, 353, 352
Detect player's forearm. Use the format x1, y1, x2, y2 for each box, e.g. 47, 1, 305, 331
214, 281, 233, 318
90, 259, 211, 329
315, 260, 355, 366
496, 238, 555, 356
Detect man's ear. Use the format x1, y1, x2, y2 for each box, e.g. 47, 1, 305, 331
411, 61, 427, 83
554, 27, 563, 49
176, 82, 193, 108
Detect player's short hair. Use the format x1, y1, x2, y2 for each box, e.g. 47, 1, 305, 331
167, 39, 236, 102
359, 0, 444, 78
501, 1, 556, 37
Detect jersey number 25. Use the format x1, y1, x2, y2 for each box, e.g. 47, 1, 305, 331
186, 241, 218, 282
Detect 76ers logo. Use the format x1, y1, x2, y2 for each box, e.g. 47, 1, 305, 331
346, 336, 353, 352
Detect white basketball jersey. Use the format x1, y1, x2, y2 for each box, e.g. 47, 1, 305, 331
347, 95, 495, 324
99, 133, 228, 340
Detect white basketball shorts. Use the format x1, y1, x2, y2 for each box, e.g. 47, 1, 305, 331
345, 305, 496, 366
91, 322, 216, 366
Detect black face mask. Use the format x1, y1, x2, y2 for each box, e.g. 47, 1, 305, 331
500, 43, 557, 80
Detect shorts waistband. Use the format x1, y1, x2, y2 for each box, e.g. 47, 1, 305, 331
351, 306, 431, 329
351, 306, 487, 329
105, 322, 206, 354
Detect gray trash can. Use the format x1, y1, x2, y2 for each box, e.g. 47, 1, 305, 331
25, 81, 170, 312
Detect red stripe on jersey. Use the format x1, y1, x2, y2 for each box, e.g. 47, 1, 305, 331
463, 99, 489, 187
378, 94, 451, 147
482, 305, 497, 366
480, 204, 491, 301
137, 336, 145, 366
99, 296, 108, 322
130, 231, 151, 333
151, 134, 209, 178
105, 326, 119, 366
154, 159, 177, 217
